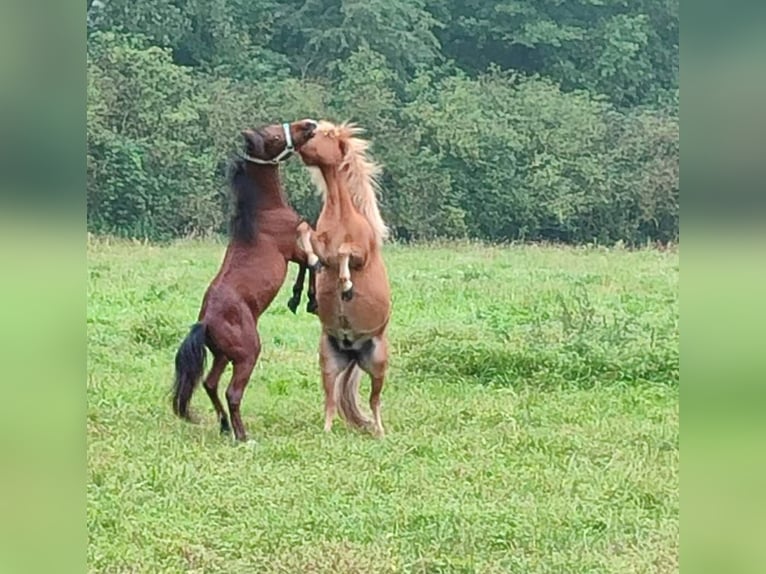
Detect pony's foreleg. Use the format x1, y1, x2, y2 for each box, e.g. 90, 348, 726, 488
338, 243, 365, 301
297, 221, 322, 271
306, 266, 318, 315
338, 252, 353, 297
287, 263, 307, 314
292, 223, 318, 314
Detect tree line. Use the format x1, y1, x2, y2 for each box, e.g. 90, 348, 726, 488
87, 0, 678, 244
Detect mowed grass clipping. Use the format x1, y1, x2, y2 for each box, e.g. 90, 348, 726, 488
87, 239, 679, 573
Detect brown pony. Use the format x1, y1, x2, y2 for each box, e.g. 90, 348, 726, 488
172, 119, 317, 442
296, 121, 392, 437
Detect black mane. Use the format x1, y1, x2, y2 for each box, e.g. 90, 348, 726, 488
227, 158, 260, 243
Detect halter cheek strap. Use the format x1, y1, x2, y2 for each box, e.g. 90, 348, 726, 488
241, 123, 294, 165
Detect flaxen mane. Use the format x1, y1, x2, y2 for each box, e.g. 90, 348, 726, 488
309, 121, 390, 245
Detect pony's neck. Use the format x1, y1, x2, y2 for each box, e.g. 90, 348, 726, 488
321, 166, 355, 217
246, 164, 287, 211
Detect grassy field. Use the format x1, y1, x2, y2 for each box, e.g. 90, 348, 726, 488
87, 239, 679, 573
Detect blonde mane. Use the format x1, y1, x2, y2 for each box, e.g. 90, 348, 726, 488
309, 121, 389, 245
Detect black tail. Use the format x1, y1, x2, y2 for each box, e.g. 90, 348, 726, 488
172, 322, 208, 420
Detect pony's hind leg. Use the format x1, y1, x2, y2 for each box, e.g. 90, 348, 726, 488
226, 353, 258, 442
202, 353, 231, 434
319, 334, 351, 432
224, 320, 260, 442
369, 375, 385, 437
359, 335, 389, 437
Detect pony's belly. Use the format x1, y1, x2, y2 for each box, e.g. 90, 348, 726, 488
318, 298, 390, 343
319, 306, 363, 342
315, 267, 391, 341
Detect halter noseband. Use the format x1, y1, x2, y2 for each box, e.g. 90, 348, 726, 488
240, 123, 294, 165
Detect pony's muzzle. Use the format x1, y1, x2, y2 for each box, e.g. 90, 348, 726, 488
301, 119, 318, 136
293, 119, 319, 148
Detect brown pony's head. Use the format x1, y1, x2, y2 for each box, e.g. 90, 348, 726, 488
241, 119, 317, 165
296, 120, 354, 167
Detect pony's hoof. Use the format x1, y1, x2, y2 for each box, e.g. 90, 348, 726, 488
311, 260, 324, 273
341, 287, 354, 301
286, 297, 299, 314
306, 298, 318, 315
220, 417, 231, 434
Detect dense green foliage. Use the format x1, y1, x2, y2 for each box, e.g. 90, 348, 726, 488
88, 240, 678, 571
87, 0, 678, 244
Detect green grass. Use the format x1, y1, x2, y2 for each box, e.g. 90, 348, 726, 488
87, 239, 678, 573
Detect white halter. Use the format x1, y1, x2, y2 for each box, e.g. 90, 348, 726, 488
241, 123, 294, 165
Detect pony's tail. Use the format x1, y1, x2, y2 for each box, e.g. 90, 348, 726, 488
336, 363, 372, 429
172, 322, 208, 420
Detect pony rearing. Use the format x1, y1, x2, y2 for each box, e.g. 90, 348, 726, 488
296, 121, 392, 437
172, 119, 317, 442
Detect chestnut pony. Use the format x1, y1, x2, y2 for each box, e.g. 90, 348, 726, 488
297, 121, 391, 437
172, 119, 317, 442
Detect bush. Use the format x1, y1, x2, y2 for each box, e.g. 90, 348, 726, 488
86, 33, 678, 245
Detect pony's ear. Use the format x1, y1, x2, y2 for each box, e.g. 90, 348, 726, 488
241, 129, 264, 157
